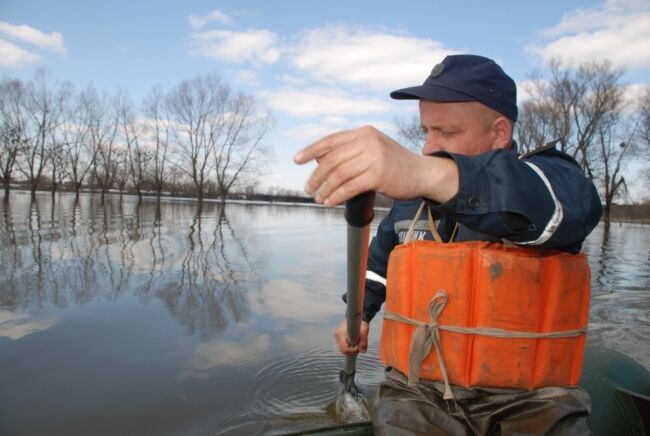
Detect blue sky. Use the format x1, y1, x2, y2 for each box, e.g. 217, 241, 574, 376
1, 0, 649, 193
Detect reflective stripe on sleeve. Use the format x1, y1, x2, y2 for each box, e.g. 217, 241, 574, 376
366, 270, 387, 286
517, 162, 564, 246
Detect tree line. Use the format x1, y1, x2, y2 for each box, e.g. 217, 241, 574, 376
0, 69, 274, 202
397, 59, 650, 224
3, 59, 650, 218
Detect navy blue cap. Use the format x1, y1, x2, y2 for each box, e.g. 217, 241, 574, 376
390, 54, 518, 122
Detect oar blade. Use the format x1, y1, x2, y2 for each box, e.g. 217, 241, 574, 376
336, 370, 370, 423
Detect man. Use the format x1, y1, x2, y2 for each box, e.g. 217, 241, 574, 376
294, 54, 601, 434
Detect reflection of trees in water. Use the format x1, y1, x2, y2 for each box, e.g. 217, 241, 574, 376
160, 202, 252, 339
593, 224, 612, 292
586, 223, 650, 367
0, 192, 259, 339
0, 195, 19, 309
589, 224, 650, 294
647, 248, 650, 289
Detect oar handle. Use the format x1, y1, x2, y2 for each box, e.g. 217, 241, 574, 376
344, 191, 375, 349
345, 191, 375, 228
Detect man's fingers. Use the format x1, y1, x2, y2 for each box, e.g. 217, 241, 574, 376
336, 334, 360, 355
359, 332, 368, 352
293, 129, 359, 165
320, 172, 371, 207
358, 321, 369, 353
315, 157, 371, 205
305, 139, 364, 197
295, 126, 394, 203
334, 319, 362, 355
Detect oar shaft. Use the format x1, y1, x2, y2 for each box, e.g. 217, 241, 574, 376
344, 354, 357, 375
344, 191, 375, 351
346, 223, 371, 346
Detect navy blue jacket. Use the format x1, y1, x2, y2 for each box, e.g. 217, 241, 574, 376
357, 143, 602, 323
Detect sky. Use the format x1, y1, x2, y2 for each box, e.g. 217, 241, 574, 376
1, 0, 649, 194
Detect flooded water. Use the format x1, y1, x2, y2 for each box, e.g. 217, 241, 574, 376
0, 191, 648, 435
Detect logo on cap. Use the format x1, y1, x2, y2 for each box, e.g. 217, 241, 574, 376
430, 63, 444, 78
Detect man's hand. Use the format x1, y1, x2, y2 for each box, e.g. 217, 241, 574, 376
293, 125, 458, 206
334, 319, 370, 355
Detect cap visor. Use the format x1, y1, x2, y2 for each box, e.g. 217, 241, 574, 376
390, 84, 476, 102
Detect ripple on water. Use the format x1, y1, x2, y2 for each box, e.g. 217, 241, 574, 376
216, 344, 384, 434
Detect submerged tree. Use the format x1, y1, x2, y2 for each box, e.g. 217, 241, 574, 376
516, 59, 637, 224
83, 85, 119, 197
516, 59, 626, 180
143, 85, 172, 200
212, 92, 273, 201
19, 69, 71, 196
166, 73, 273, 202
640, 88, 650, 155
0, 79, 27, 195
117, 89, 150, 200
62, 88, 94, 195
166, 74, 222, 202
637, 88, 650, 205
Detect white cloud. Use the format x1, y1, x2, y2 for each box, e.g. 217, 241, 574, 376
0, 21, 66, 54
262, 87, 391, 118
517, 79, 545, 104
623, 83, 650, 111
233, 68, 260, 86
0, 310, 57, 340
363, 119, 398, 136
251, 279, 343, 323
277, 74, 307, 86
528, 1, 650, 69
0, 38, 39, 67
187, 9, 233, 29
321, 116, 349, 126
190, 29, 280, 65
284, 118, 399, 143
287, 25, 456, 90
180, 334, 270, 378
284, 122, 346, 142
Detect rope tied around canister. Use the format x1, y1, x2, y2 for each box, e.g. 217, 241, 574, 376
383, 290, 588, 400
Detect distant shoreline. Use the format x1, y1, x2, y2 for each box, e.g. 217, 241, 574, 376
1, 186, 647, 222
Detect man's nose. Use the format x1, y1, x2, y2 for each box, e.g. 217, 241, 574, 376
422, 136, 441, 156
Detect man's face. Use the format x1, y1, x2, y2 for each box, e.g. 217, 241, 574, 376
419, 100, 501, 156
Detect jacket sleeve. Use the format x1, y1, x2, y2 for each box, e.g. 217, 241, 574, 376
427, 148, 602, 252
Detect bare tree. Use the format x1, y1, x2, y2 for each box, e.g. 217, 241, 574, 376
395, 115, 425, 152
212, 92, 273, 201
19, 69, 71, 196
143, 86, 172, 200
117, 89, 149, 200
516, 74, 570, 153
516, 59, 626, 181
82, 85, 119, 197
516, 59, 637, 227
62, 88, 94, 195
573, 61, 626, 179
49, 91, 76, 196
166, 73, 224, 202
0, 79, 27, 195
49, 141, 68, 196
634, 88, 650, 204
593, 114, 638, 224
640, 88, 650, 154
114, 146, 129, 196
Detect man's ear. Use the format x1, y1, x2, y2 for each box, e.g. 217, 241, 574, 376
491, 116, 513, 150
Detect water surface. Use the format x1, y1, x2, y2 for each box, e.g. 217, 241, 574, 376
0, 192, 648, 435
